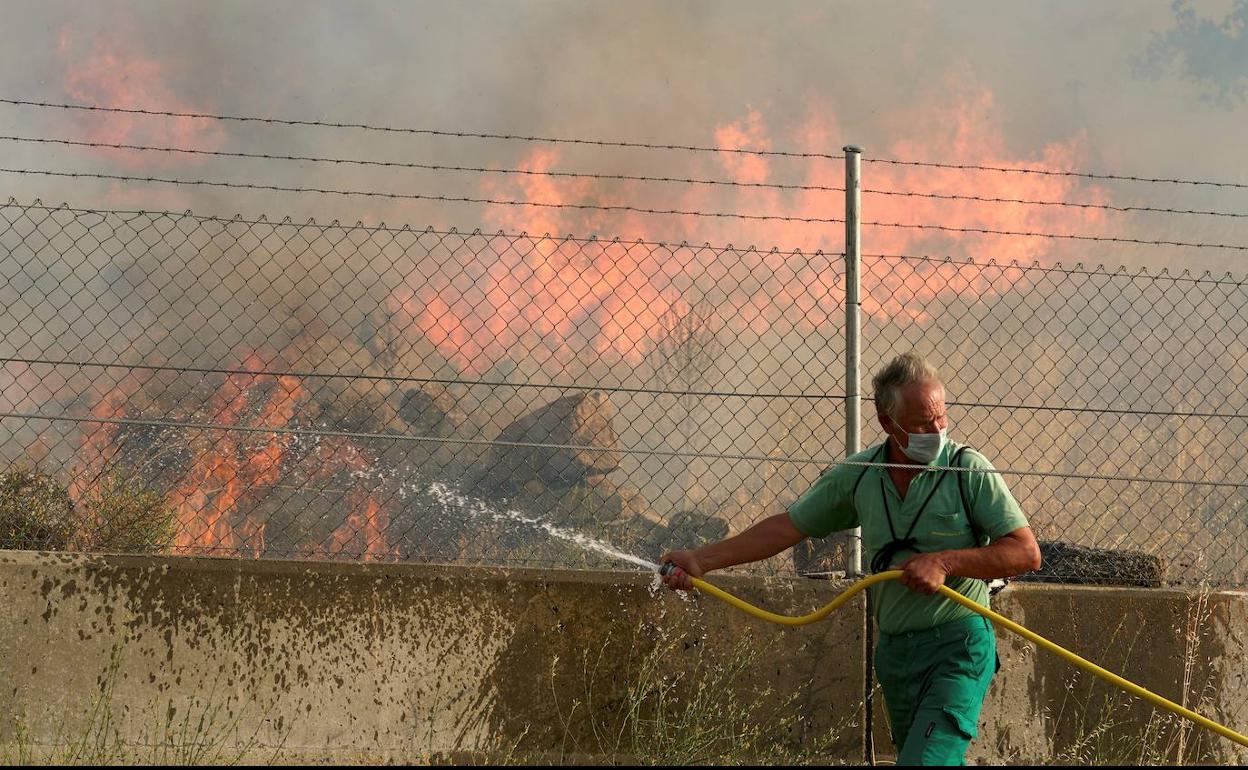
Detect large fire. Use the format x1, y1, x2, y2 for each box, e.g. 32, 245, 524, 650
393, 87, 1112, 374
64, 81, 1118, 557
57, 27, 226, 167
69, 371, 142, 503
75, 351, 399, 562
304, 436, 399, 561
166, 356, 302, 557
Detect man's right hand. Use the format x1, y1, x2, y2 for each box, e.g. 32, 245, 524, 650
658, 549, 704, 591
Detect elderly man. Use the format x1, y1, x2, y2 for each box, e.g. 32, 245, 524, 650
661, 352, 1040, 765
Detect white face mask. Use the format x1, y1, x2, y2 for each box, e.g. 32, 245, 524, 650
900, 428, 946, 464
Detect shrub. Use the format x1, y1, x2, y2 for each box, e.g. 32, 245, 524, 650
76, 472, 177, 554
0, 466, 78, 550
0, 466, 174, 554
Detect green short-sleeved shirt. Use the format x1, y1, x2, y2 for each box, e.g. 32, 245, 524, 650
788, 439, 1029, 634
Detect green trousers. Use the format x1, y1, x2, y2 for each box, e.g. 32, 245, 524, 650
875, 615, 998, 766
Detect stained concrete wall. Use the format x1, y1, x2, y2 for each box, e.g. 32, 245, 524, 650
868, 583, 1248, 765
2, 551, 1247, 764
974, 584, 1248, 765
0, 552, 863, 763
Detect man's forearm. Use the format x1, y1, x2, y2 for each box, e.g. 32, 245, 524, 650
938, 528, 1041, 580
694, 512, 807, 572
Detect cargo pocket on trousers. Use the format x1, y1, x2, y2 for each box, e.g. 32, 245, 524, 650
941, 705, 977, 740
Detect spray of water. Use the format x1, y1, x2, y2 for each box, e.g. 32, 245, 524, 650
425, 480, 660, 572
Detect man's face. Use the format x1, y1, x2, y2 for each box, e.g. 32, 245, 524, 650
879, 380, 948, 450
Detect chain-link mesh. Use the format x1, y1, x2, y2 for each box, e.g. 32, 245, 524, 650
2, 200, 1246, 586
0, 201, 847, 575
863, 254, 1248, 587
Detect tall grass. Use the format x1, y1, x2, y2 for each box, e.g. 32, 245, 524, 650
543, 626, 854, 765
1048, 584, 1234, 766
1, 646, 288, 766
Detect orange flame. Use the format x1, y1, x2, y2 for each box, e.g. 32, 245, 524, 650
168, 356, 306, 558
326, 494, 398, 562
390, 86, 1112, 374
69, 373, 142, 503
57, 25, 226, 169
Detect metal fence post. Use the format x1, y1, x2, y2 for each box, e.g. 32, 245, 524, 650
844, 145, 863, 577
844, 144, 874, 765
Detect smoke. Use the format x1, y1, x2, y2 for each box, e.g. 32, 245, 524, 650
57, 26, 227, 168
1136, 0, 1248, 108
2, 3, 1247, 573
395, 84, 1113, 373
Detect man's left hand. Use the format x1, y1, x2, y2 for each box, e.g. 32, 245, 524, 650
898, 552, 949, 594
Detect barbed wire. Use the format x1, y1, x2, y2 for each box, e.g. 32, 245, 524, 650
0, 167, 845, 224
0, 134, 847, 193
7, 97, 1248, 189
0, 356, 845, 401
861, 187, 1248, 220
3, 200, 833, 255
4, 410, 1247, 489
11, 134, 1248, 220
0, 98, 845, 160
864, 156, 1248, 191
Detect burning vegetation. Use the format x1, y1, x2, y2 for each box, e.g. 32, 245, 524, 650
7, 315, 707, 567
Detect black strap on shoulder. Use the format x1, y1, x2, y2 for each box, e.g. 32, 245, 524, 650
952, 445, 987, 546
852, 442, 889, 502
954, 445, 1008, 594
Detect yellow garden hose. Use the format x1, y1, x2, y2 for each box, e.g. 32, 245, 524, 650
677, 568, 1248, 750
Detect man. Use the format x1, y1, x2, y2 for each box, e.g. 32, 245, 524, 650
660, 352, 1041, 765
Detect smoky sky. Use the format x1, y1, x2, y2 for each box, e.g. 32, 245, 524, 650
1, 0, 1247, 273
4, 0, 1248, 549
1137, 0, 1248, 108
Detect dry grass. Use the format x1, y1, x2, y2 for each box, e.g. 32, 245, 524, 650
541, 626, 854, 765
1047, 583, 1233, 766
1, 646, 285, 766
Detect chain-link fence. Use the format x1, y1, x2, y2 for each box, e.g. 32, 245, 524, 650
2, 200, 1246, 586
864, 255, 1248, 586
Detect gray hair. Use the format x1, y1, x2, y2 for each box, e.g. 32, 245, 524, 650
872, 353, 942, 418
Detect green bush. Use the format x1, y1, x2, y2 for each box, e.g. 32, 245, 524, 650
76, 472, 176, 554
0, 466, 78, 550
0, 466, 174, 554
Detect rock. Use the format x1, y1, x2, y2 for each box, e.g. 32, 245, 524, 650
664, 509, 730, 551
1015, 540, 1165, 587
317, 380, 406, 434
477, 392, 620, 495
791, 531, 855, 577
398, 387, 460, 437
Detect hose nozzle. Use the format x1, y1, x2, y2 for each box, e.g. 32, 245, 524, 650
658, 562, 677, 576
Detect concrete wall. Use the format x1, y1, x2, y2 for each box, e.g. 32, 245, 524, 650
973, 584, 1248, 765
2, 551, 1246, 764
0, 552, 863, 763
868, 583, 1248, 765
